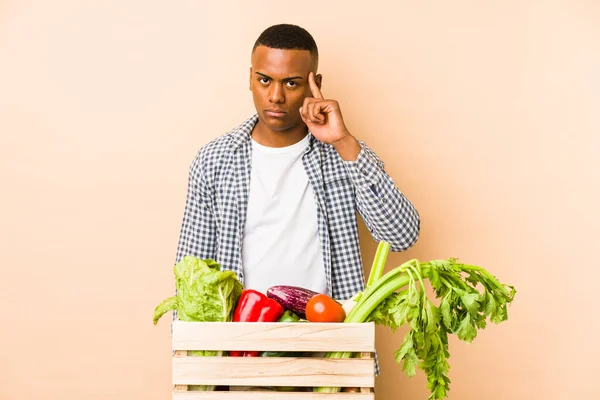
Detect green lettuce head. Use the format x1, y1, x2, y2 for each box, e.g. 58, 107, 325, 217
153, 256, 243, 325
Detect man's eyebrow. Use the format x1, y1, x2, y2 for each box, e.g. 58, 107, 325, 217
255, 72, 304, 81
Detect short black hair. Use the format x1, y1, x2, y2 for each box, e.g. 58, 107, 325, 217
253, 24, 318, 63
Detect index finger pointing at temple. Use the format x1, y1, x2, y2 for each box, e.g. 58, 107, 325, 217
308, 72, 324, 99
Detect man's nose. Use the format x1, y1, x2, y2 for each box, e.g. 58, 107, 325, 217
268, 82, 284, 104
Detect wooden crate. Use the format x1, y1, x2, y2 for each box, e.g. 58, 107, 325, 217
171, 320, 375, 399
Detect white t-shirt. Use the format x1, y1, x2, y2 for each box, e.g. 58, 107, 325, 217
241, 134, 327, 295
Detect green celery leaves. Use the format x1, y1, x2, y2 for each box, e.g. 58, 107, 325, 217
368, 258, 516, 400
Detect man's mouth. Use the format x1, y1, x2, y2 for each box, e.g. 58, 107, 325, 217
265, 109, 286, 118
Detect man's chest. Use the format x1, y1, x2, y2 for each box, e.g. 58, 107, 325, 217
244, 150, 315, 233
209, 145, 354, 224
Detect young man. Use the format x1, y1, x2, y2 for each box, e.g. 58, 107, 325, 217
175, 24, 420, 301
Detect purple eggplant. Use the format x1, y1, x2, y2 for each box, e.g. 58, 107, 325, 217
266, 285, 320, 317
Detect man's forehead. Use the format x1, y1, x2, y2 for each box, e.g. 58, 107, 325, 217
251, 46, 314, 76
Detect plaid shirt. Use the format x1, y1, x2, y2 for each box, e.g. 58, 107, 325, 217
175, 114, 420, 300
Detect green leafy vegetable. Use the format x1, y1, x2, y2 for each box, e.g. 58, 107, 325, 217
153, 255, 243, 391
315, 246, 516, 400
153, 256, 242, 326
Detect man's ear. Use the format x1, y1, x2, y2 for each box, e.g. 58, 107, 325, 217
315, 73, 323, 90
249, 67, 252, 91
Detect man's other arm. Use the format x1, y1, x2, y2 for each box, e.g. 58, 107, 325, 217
341, 142, 420, 252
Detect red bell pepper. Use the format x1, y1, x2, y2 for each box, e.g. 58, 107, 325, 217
229, 289, 285, 357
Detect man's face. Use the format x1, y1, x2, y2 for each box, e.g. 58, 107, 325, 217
250, 45, 320, 133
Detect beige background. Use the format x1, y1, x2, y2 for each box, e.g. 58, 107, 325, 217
1, 1, 599, 399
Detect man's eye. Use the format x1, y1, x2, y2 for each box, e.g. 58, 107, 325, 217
285, 81, 297, 88
259, 77, 270, 84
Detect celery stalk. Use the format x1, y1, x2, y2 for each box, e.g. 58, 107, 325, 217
366, 241, 391, 288
314, 258, 516, 398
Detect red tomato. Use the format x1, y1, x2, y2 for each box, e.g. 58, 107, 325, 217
305, 294, 346, 323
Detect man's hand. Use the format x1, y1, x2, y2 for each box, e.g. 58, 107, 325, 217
300, 72, 361, 161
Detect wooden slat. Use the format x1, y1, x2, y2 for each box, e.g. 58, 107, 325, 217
172, 321, 374, 352
173, 392, 374, 400
173, 356, 375, 387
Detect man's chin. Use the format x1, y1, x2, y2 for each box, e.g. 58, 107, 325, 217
259, 116, 295, 132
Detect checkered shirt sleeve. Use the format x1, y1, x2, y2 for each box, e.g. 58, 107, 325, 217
343, 141, 420, 252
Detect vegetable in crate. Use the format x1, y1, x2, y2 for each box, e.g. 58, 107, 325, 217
305, 293, 346, 323
278, 309, 301, 322
153, 255, 243, 391
314, 241, 517, 400
229, 289, 285, 357
266, 285, 319, 318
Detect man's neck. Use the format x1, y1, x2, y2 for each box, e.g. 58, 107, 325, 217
251, 120, 308, 148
